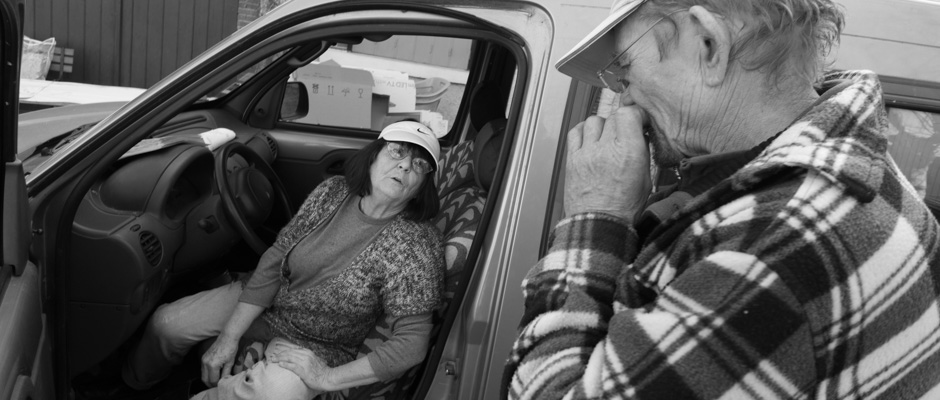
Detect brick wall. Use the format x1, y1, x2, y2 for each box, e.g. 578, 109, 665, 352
238, 0, 285, 29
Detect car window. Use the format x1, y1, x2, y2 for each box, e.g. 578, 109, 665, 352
885, 106, 940, 212
281, 35, 472, 137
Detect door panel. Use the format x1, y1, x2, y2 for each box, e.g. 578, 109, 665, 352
2, 0, 51, 398
269, 130, 370, 207
0, 263, 54, 400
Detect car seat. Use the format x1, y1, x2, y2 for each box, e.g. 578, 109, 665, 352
346, 116, 507, 400
224, 79, 508, 399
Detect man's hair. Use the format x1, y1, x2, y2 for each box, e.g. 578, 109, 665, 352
643, 0, 844, 88
344, 138, 440, 221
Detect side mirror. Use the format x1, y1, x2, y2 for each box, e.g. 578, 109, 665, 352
280, 82, 309, 121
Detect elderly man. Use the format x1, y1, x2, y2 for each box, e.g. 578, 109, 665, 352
505, 0, 940, 399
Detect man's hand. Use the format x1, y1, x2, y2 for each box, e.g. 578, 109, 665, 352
564, 106, 652, 223
201, 334, 239, 387
269, 341, 333, 392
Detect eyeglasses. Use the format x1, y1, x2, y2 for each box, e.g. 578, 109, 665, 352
385, 142, 435, 174
597, 9, 684, 93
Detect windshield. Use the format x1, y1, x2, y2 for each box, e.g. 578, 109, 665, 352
197, 50, 288, 103
19, 121, 97, 176
17, 49, 293, 175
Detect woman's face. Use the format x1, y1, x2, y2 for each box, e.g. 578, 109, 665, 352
368, 141, 429, 205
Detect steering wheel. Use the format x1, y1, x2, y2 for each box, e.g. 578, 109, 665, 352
215, 141, 294, 255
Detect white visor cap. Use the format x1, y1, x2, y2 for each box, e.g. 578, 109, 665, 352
378, 121, 442, 170
555, 0, 650, 88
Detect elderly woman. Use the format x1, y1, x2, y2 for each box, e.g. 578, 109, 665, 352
122, 121, 444, 398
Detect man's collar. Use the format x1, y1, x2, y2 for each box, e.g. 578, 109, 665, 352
733, 71, 887, 203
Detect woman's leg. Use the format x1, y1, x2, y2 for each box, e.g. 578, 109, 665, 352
213, 359, 319, 399
123, 282, 245, 390
190, 338, 322, 400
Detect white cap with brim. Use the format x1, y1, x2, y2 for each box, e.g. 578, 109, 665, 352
555, 0, 649, 88
378, 121, 443, 170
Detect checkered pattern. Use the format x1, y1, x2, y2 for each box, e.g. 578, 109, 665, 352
504, 71, 940, 399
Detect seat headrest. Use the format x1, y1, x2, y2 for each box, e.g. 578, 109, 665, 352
469, 82, 506, 133
472, 119, 506, 192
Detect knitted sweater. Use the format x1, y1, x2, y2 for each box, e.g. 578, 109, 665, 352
261, 176, 444, 368
505, 71, 940, 399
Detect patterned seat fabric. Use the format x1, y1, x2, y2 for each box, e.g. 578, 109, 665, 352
346, 136, 493, 399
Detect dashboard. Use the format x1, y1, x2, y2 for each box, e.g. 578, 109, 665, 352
64, 110, 280, 374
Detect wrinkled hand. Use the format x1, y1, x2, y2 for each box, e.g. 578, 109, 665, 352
201, 335, 239, 387
564, 106, 652, 224
268, 341, 332, 392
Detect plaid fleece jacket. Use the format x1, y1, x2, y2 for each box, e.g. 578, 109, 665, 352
505, 71, 940, 399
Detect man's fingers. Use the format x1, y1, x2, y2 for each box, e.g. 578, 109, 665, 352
567, 121, 584, 151
609, 104, 647, 126
581, 116, 605, 144
605, 106, 647, 142
567, 115, 608, 153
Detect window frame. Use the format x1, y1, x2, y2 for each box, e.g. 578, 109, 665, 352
881, 75, 940, 219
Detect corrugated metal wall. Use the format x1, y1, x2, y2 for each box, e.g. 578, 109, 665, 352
23, 0, 238, 88
352, 36, 473, 70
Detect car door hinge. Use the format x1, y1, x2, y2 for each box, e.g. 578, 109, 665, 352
443, 360, 458, 376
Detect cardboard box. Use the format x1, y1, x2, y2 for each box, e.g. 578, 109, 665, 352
294, 63, 373, 129
371, 94, 390, 131
362, 68, 416, 113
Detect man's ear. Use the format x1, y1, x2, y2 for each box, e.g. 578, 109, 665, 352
688, 6, 731, 86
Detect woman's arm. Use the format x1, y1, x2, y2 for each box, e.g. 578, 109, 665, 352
203, 244, 286, 386
201, 301, 266, 386
364, 313, 432, 380
238, 244, 286, 307
270, 313, 432, 391
269, 341, 382, 392
322, 356, 381, 390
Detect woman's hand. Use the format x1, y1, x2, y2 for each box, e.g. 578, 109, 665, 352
268, 341, 333, 392
201, 335, 239, 387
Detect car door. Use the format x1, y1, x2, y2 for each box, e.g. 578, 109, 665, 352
1, 1, 54, 399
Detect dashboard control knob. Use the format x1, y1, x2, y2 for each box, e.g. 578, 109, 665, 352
198, 216, 220, 233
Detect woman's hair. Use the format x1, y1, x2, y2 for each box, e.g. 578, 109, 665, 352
643, 0, 845, 88
344, 138, 440, 221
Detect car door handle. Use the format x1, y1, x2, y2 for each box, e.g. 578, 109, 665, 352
326, 160, 345, 175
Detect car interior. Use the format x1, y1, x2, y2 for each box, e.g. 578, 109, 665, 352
15, 8, 527, 399
879, 76, 940, 223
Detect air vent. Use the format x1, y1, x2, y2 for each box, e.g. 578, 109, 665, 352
139, 231, 163, 267
262, 132, 278, 159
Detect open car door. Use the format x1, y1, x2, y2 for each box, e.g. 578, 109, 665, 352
1, 1, 54, 399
